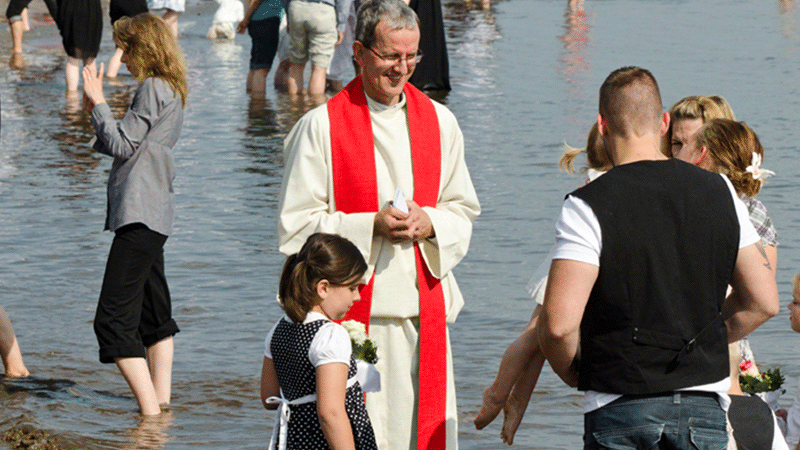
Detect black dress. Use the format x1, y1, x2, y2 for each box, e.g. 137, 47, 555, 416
270, 318, 378, 450
56, 0, 102, 59
408, 0, 450, 91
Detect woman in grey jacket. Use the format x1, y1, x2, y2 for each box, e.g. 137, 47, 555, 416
83, 12, 187, 416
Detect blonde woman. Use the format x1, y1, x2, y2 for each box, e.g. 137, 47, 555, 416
82, 12, 187, 416
663, 95, 732, 158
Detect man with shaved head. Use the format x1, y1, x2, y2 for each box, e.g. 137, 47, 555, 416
537, 66, 779, 448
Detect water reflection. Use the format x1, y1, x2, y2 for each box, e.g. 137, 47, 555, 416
558, 0, 592, 131
242, 96, 286, 182
779, 0, 798, 41
558, 0, 591, 94
50, 93, 101, 184
274, 92, 327, 130
123, 411, 174, 450
462, 0, 492, 12
443, 0, 501, 101
245, 96, 280, 139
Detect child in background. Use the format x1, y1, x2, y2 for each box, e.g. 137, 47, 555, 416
82, 12, 187, 416
475, 124, 611, 444
236, 0, 282, 95
782, 273, 800, 450
261, 233, 377, 450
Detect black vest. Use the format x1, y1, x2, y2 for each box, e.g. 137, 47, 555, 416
570, 159, 739, 395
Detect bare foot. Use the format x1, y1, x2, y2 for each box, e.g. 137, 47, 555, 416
474, 385, 506, 429
500, 385, 530, 445
9, 53, 24, 69
5, 365, 30, 377
3, 338, 30, 377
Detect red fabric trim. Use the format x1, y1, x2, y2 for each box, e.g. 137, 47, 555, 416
328, 75, 447, 449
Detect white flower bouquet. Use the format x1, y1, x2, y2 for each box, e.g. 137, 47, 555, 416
341, 320, 381, 393
342, 320, 378, 364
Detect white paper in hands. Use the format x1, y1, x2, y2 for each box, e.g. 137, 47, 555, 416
393, 188, 409, 214
356, 359, 381, 392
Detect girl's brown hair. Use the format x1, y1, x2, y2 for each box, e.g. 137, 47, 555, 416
278, 233, 368, 323
559, 123, 613, 174
695, 119, 765, 197
113, 13, 188, 107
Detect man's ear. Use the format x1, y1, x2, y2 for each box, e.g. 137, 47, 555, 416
353, 41, 366, 67
597, 113, 607, 137
660, 112, 670, 136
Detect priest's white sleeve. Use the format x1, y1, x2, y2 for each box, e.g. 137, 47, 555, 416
419, 102, 481, 279
277, 106, 375, 260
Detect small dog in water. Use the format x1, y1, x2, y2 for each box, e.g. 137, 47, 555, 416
207, 0, 244, 40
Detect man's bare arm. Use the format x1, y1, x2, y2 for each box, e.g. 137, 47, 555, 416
724, 242, 780, 342
538, 259, 598, 387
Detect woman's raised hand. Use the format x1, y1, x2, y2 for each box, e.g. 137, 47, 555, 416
82, 63, 106, 109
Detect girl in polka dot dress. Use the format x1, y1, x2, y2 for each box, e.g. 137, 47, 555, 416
261, 233, 378, 450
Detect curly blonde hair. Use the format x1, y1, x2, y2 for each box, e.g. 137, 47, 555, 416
559, 123, 613, 174
113, 13, 188, 107
695, 119, 765, 197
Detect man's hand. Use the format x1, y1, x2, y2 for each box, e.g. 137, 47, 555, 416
373, 200, 434, 244
335, 31, 344, 46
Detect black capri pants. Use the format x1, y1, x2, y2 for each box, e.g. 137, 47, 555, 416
6, 0, 57, 21
94, 223, 179, 364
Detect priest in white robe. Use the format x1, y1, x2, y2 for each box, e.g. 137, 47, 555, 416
276, 1, 479, 449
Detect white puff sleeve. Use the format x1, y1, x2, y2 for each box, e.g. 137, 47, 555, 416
308, 322, 352, 367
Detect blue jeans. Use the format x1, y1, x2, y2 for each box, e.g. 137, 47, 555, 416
584, 392, 727, 450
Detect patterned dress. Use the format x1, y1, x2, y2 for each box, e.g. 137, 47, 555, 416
269, 317, 377, 450
737, 195, 778, 368
741, 196, 778, 247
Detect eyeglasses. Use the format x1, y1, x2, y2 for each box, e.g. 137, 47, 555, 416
365, 46, 423, 65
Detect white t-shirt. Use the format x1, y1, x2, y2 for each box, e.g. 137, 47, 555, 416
264, 311, 352, 367
784, 375, 800, 448
550, 174, 760, 413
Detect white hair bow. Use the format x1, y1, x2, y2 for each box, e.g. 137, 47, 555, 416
745, 152, 775, 180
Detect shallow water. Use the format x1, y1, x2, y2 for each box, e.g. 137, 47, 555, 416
1, 0, 800, 448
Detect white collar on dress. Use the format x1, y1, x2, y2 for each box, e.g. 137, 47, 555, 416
283, 311, 329, 325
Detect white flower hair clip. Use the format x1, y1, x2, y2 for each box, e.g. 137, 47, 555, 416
745, 152, 775, 180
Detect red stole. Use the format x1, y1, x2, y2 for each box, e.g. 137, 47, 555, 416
328, 75, 447, 450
